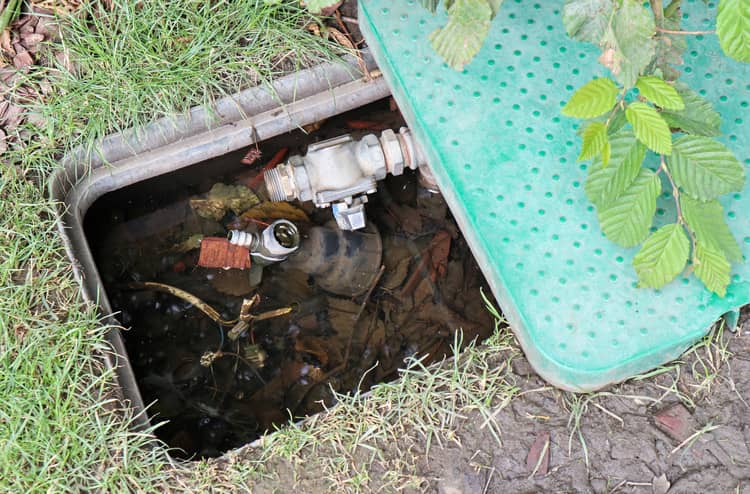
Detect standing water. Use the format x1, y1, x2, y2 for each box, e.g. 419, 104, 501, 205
85, 100, 498, 459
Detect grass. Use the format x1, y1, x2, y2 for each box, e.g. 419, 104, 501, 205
2, 0, 747, 492
6, 0, 341, 169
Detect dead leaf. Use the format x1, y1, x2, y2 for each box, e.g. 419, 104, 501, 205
295, 336, 337, 367
382, 256, 410, 290
170, 233, 203, 253
240, 201, 309, 224
654, 403, 694, 443
0, 129, 6, 156
526, 431, 550, 477
652, 473, 670, 494
327, 26, 354, 50
240, 147, 262, 166
191, 183, 259, 220
302, 119, 325, 133
598, 47, 619, 75
210, 269, 254, 296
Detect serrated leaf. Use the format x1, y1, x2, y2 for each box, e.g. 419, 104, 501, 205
607, 106, 628, 136
603, 0, 656, 88
694, 243, 731, 296
660, 82, 722, 136
626, 102, 672, 154
562, 78, 619, 119
578, 122, 609, 161
418, 0, 441, 12
486, 0, 504, 16
598, 168, 661, 247
717, 0, 750, 62
636, 76, 684, 110
585, 129, 646, 208
429, 0, 493, 70
669, 136, 745, 200
633, 224, 690, 288
601, 140, 611, 167
304, 0, 341, 13
681, 195, 743, 262
563, 0, 616, 43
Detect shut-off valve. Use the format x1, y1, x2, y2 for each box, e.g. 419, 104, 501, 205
263, 127, 437, 230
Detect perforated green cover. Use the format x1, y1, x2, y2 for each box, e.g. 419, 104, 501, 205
359, 0, 750, 390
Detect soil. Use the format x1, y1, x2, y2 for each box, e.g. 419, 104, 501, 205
221, 313, 750, 494
420, 322, 750, 494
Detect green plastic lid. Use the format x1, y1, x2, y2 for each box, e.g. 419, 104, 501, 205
359, 0, 750, 390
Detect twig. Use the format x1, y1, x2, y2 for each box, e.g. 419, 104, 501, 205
127, 281, 238, 326
659, 155, 697, 261
656, 27, 715, 35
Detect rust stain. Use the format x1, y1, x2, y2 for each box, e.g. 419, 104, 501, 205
198, 237, 251, 270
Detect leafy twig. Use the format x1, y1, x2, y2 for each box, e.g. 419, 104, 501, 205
658, 155, 697, 263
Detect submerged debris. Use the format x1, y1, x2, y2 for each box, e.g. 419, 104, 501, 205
91, 108, 496, 458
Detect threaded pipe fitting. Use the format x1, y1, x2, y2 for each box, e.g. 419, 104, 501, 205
263, 167, 289, 202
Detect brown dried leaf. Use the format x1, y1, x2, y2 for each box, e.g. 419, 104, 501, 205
240, 201, 310, 223
526, 431, 550, 477
295, 336, 334, 367
327, 26, 354, 50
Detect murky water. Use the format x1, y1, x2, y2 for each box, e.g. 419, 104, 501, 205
85, 100, 497, 459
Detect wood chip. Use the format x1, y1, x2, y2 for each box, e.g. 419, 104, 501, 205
13, 51, 34, 69
21, 33, 45, 52
653, 403, 694, 443
0, 31, 12, 53
0, 129, 7, 156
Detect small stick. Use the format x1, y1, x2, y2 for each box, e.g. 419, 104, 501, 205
656, 27, 715, 35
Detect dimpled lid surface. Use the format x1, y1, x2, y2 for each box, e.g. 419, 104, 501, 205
359, 0, 750, 390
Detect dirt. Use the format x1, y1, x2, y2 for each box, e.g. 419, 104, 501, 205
217, 313, 749, 494
421, 324, 750, 494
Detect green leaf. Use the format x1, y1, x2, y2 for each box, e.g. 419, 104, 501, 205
680, 195, 743, 262
598, 168, 661, 247
717, 0, 750, 62
660, 82, 722, 136
304, 0, 342, 13
563, 0, 616, 43
601, 140, 611, 167
694, 243, 731, 297
669, 136, 745, 200
585, 129, 646, 208
625, 102, 672, 154
602, 0, 656, 88
486, 0, 504, 17
636, 76, 685, 110
578, 122, 609, 161
418, 0, 441, 12
429, 0, 493, 70
633, 224, 690, 288
562, 78, 619, 119
607, 106, 628, 136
